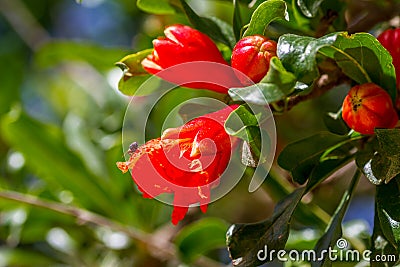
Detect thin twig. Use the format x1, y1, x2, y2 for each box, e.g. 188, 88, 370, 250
0, 189, 224, 267
282, 60, 352, 112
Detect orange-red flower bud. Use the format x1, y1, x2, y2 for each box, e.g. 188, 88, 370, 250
231, 35, 277, 84
342, 83, 398, 134
141, 24, 239, 93
377, 28, 400, 89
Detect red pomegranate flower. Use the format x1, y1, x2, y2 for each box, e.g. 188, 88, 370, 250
377, 28, 400, 89
117, 105, 239, 225
342, 83, 398, 135
142, 24, 241, 93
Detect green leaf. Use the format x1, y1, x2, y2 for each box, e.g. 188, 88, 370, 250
308, 156, 354, 190
312, 170, 361, 267
362, 129, 400, 184
179, 0, 236, 48
225, 105, 270, 166
262, 57, 297, 88
175, 218, 228, 263
205, 16, 237, 49
243, 0, 288, 37
277, 132, 349, 184
319, 32, 397, 101
375, 129, 400, 158
297, 0, 325, 17
116, 49, 156, 96
323, 110, 349, 135
233, 0, 243, 41
277, 32, 338, 84
228, 57, 297, 105
375, 178, 400, 251
227, 187, 305, 266
137, 0, 177, 14
372, 190, 400, 266
35, 41, 129, 72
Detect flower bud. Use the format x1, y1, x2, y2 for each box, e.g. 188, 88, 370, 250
231, 35, 277, 84
377, 28, 400, 89
141, 24, 239, 93
342, 83, 398, 134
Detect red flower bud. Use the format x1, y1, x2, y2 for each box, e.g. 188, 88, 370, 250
231, 35, 277, 84
141, 24, 239, 93
117, 105, 239, 225
377, 28, 400, 89
342, 83, 398, 135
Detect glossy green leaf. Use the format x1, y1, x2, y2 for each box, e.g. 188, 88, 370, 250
227, 187, 305, 266
243, 0, 288, 37
312, 170, 360, 267
323, 110, 349, 135
137, 0, 177, 14
277, 132, 348, 184
363, 129, 400, 184
308, 156, 354, 190
228, 57, 297, 105
372, 194, 400, 266
277, 32, 338, 84
116, 49, 156, 96
175, 218, 228, 263
297, 0, 325, 17
319, 32, 397, 101
0, 108, 117, 217
375, 129, 400, 158
179, 0, 235, 48
375, 178, 400, 253
262, 57, 297, 88
35, 41, 129, 72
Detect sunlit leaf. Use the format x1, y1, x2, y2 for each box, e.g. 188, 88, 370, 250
225, 105, 270, 166
277, 32, 338, 84
116, 49, 156, 96
361, 129, 400, 184
319, 32, 397, 101
297, 0, 325, 17
243, 0, 288, 37
373, 177, 400, 266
